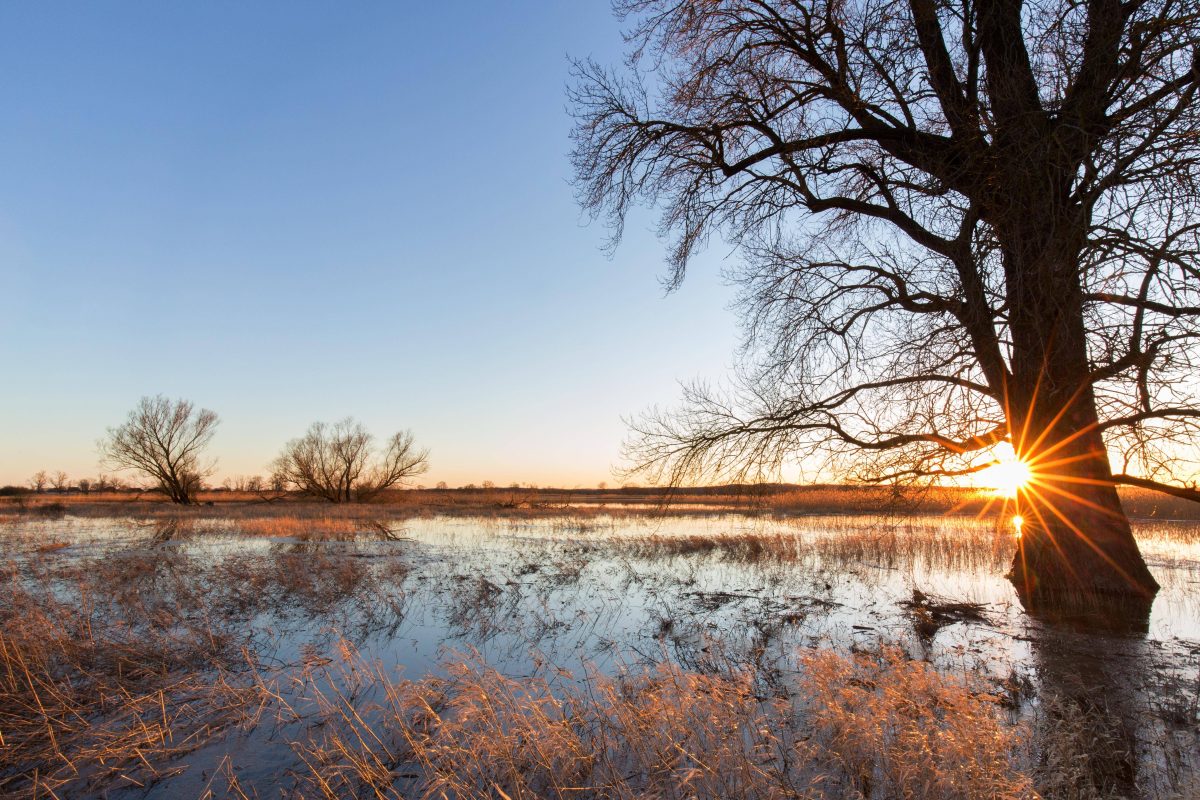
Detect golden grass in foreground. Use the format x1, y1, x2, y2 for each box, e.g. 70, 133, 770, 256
3, 515, 1195, 797
0, 566, 1032, 800
0, 566, 254, 797
290, 645, 1032, 800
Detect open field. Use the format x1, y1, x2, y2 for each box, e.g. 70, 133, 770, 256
1, 503, 1197, 799
6, 482, 1200, 520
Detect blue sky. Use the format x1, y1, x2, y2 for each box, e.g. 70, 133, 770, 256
0, 2, 741, 487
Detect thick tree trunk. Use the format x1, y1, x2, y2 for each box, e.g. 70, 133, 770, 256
999, 213, 1158, 624
1007, 422, 1158, 628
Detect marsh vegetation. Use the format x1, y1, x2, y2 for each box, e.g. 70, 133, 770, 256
0, 498, 1196, 798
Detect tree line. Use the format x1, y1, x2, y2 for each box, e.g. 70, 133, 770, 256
6, 472, 133, 496
14, 395, 430, 505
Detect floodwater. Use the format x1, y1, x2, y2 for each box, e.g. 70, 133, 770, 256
3, 512, 1198, 797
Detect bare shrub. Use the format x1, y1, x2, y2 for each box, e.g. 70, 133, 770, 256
272, 419, 429, 503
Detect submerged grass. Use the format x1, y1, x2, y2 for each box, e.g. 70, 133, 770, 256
0, 512, 1196, 797
285, 644, 1033, 800
0, 564, 249, 797
0, 554, 1034, 800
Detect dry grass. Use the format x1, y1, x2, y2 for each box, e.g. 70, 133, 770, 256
286, 644, 1032, 800
0, 551, 1037, 800
0, 564, 251, 797
0, 541, 411, 797
1, 509, 1195, 797
221, 515, 363, 539
796, 648, 1032, 799
5, 481, 1200, 523
596, 517, 1016, 576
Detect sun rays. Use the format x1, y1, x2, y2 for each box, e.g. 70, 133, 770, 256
981, 449, 1032, 498
951, 372, 1161, 599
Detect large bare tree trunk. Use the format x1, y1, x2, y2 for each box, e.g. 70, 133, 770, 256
1009, 424, 1159, 624
1002, 225, 1158, 621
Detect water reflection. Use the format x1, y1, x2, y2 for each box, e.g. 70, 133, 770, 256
0, 512, 1196, 797
1030, 626, 1149, 798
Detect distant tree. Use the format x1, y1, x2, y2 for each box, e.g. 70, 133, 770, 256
224, 475, 253, 492
598, 481, 608, 491
481, 480, 496, 490
98, 396, 219, 505
77, 478, 91, 495
435, 481, 449, 490
48, 471, 69, 491
572, 0, 1200, 616
271, 418, 429, 503
28, 471, 48, 493
93, 474, 126, 492
245, 475, 264, 493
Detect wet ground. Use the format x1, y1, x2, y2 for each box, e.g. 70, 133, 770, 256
2, 511, 1197, 798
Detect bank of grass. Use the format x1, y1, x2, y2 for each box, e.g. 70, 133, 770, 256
599, 518, 1017, 574
4, 482, 1196, 520
0, 483, 989, 521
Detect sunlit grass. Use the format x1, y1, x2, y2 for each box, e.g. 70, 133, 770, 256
0, 512, 1197, 796
289, 644, 1034, 800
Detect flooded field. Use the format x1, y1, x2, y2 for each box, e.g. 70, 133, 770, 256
2, 510, 1197, 798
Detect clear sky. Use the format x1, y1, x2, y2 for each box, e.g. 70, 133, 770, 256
0, 2, 743, 488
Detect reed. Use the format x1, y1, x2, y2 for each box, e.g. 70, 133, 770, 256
287, 644, 1032, 800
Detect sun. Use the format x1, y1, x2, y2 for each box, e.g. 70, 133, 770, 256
982, 451, 1033, 498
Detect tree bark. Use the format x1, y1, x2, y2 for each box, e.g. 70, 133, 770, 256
1008, 424, 1159, 627
999, 214, 1159, 621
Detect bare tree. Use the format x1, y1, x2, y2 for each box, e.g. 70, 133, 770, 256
271, 418, 429, 503
27, 471, 48, 493
572, 0, 1200, 616
92, 474, 126, 493
49, 471, 69, 491
98, 396, 219, 505
77, 478, 91, 495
